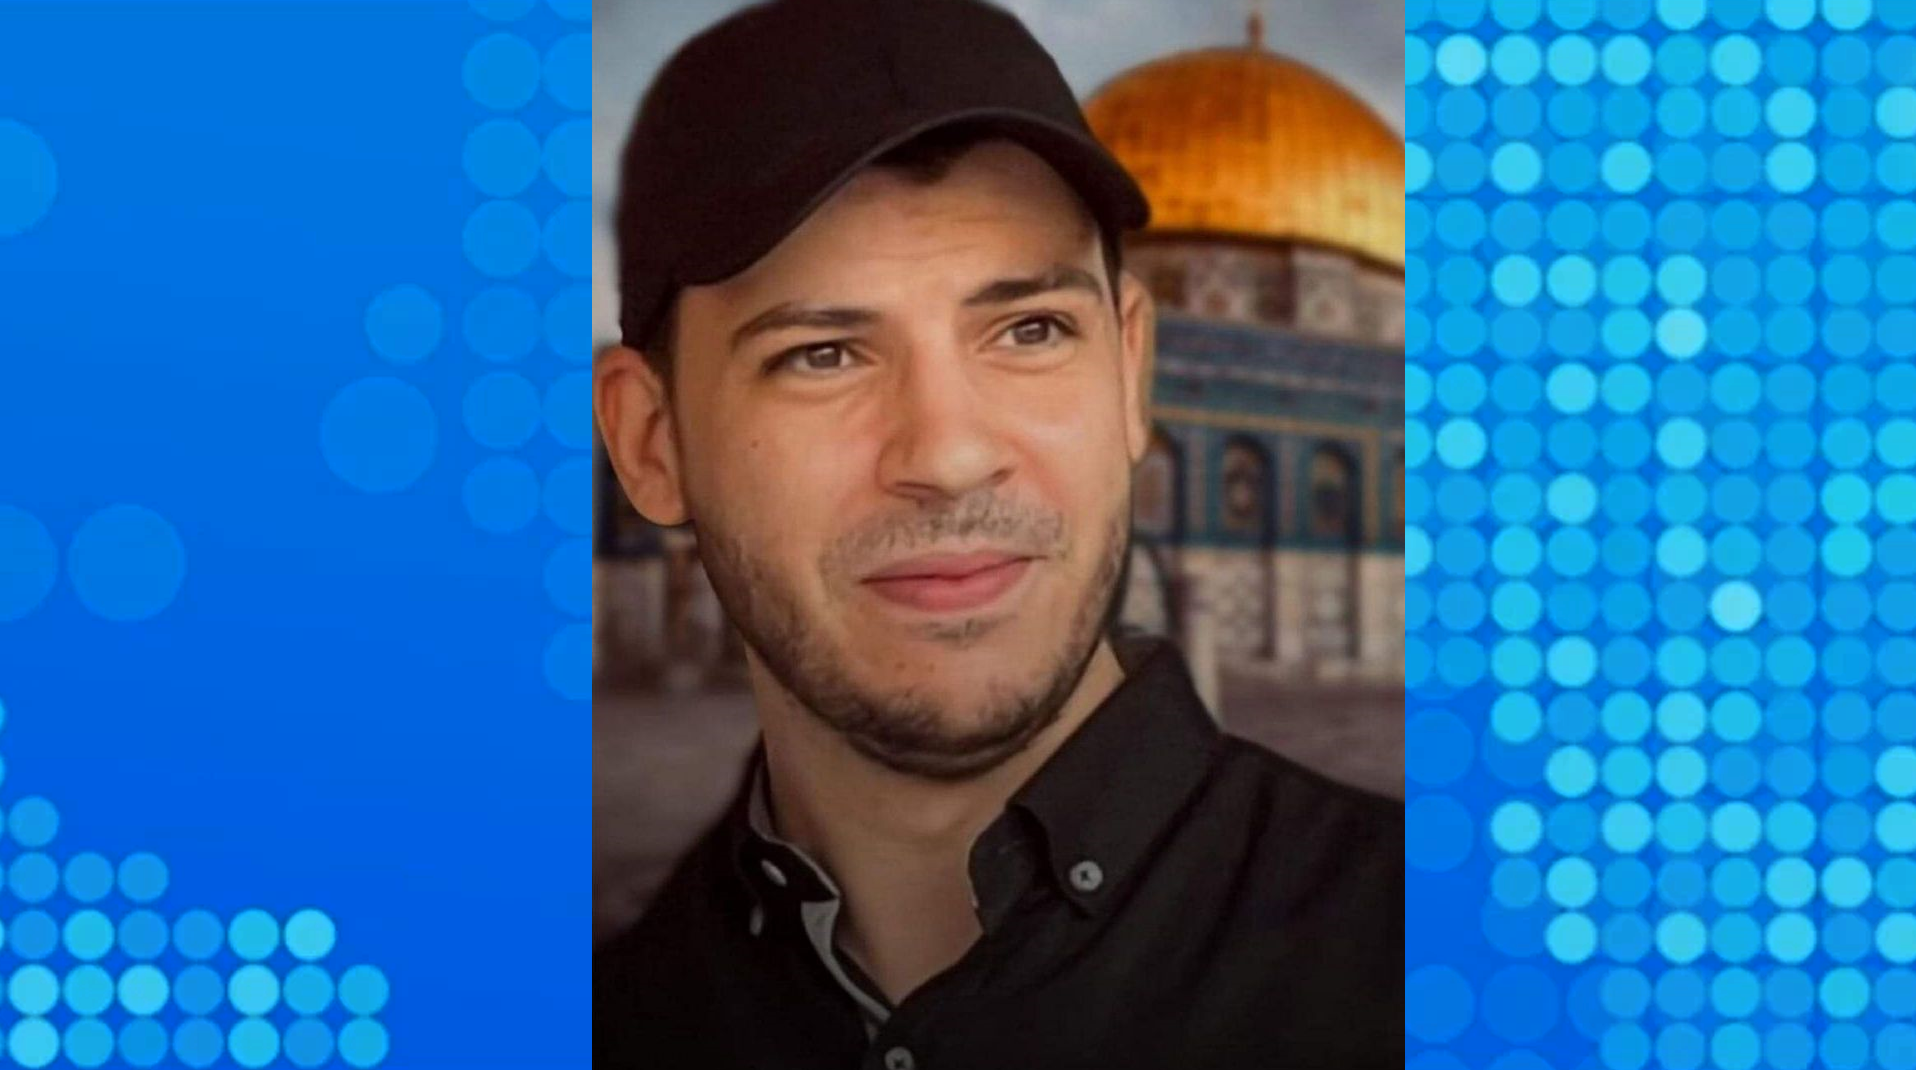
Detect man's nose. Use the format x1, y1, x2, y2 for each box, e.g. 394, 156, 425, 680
874, 347, 1013, 505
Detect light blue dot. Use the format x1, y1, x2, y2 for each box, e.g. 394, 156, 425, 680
462, 119, 539, 198
1881, 914, 1916, 962
338, 965, 390, 1016
284, 1019, 335, 1070
464, 200, 540, 278
8, 965, 57, 1015
463, 286, 539, 363
228, 910, 280, 961
0, 507, 57, 621
339, 1019, 389, 1069
545, 621, 592, 701
172, 1019, 223, 1070
1767, 143, 1817, 193
542, 118, 591, 197
1882, 802, 1916, 851
543, 455, 592, 535
1547, 912, 1598, 962
1492, 35, 1543, 83
542, 199, 591, 278
173, 910, 223, 960
464, 371, 541, 450
363, 284, 440, 364
543, 370, 592, 448
118, 1019, 166, 1068
543, 33, 591, 110
1710, 34, 1762, 82
228, 1019, 280, 1070
7, 1018, 57, 1070
320, 378, 438, 493
284, 909, 336, 962
116, 965, 167, 1015
1824, 858, 1873, 908
117, 910, 168, 960
7, 851, 55, 901
173, 964, 223, 1016
65, 506, 185, 623
0, 120, 58, 236
1406, 965, 1475, 1042
1710, 582, 1761, 631
228, 964, 280, 1016
59, 853, 109, 902
62, 1019, 112, 1070
1436, 35, 1489, 84
463, 33, 539, 110
62, 910, 112, 961
284, 966, 334, 1016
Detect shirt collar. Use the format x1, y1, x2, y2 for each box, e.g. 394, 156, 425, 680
728, 636, 1221, 920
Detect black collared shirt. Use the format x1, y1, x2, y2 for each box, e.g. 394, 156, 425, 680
596, 639, 1404, 1069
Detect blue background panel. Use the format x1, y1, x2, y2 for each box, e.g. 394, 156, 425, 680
0, 2, 589, 1067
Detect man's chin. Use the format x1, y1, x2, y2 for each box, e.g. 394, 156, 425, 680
835, 705, 1060, 782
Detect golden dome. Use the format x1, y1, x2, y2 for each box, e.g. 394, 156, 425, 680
1085, 41, 1404, 267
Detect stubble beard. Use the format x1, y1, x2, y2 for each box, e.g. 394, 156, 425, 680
697, 492, 1131, 782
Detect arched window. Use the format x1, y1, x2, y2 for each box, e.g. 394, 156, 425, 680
1220, 437, 1270, 536
1133, 429, 1181, 539
1308, 444, 1358, 543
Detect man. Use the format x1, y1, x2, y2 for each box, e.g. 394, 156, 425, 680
593, 0, 1403, 1066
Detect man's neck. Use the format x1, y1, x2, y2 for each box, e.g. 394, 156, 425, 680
751, 640, 1127, 1003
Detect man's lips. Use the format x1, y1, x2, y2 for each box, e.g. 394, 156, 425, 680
859, 552, 1036, 613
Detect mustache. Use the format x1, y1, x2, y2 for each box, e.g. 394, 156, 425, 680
821, 493, 1066, 575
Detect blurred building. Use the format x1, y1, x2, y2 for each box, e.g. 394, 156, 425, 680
595, 17, 1405, 693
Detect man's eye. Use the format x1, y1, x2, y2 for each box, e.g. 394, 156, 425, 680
770, 342, 851, 375
1004, 316, 1073, 347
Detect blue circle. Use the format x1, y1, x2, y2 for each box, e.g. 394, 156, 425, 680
463, 286, 539, 363
543, 455, 592, 535
338, 965, 390, 1016
1406, 965, 1475, 1042
545, 621, 592, 701
62, 1019, 112, 1070
284, 1020, 335, 1070
229, 964, 280, 1016
284, 908, 336, 962
65, 506, 186, 623
285, 966, 334, 1016
545, 285, 591, 363
118, 1019, 166, 1068
339, 1019, 389, 1069
117, 910, 168, 959
63, 910, 113, 960
228, 909, 280, 961
543, 33, 590, 110
174, 910, 224, 959
173, 964, 223, 1015
542, 118, 591, 197
363, 284, 440, 364
462, 458, 541, 534
172, 1019, 223, 1070
8, 1018, 57, 1070
0, 120, 58, 236
7, 852, 55, 900
321, 378, 437, 494
0, 507, 57, 621
228, 1019, 280, 1070
464, 371, 541, 450
542, 200, 591, 278
543, 370, 592, 448
116, 965, 167, 1015
61, 853, 111, 902
462, 119, 539, 198
464, 200, 540, 278
463, 34, 539, 110
8, 964, 57, 1015
64, 965, 113, 1017
9, 910, 55, 959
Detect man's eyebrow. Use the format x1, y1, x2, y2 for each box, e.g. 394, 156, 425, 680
729, 304, 879, 352
961, 264, 1105, 307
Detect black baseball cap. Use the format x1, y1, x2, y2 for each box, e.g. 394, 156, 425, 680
614, 0, 1152, 350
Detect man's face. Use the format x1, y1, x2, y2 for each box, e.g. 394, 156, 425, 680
647, 140, 1149, 779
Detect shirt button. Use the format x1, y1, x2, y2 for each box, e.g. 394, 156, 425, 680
1069, 859, 1104, 893
760, 858, 788, 887
882, 1046, 915, 1070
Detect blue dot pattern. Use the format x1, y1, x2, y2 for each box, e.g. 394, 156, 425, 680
1409, 2, 1916, 1066
317, 0, 592, 699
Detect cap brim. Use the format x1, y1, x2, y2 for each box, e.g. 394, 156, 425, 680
678, 107, 1151, 290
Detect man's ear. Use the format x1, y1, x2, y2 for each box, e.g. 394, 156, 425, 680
594, 343, 690, 526
1116, 270, 1157, 466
